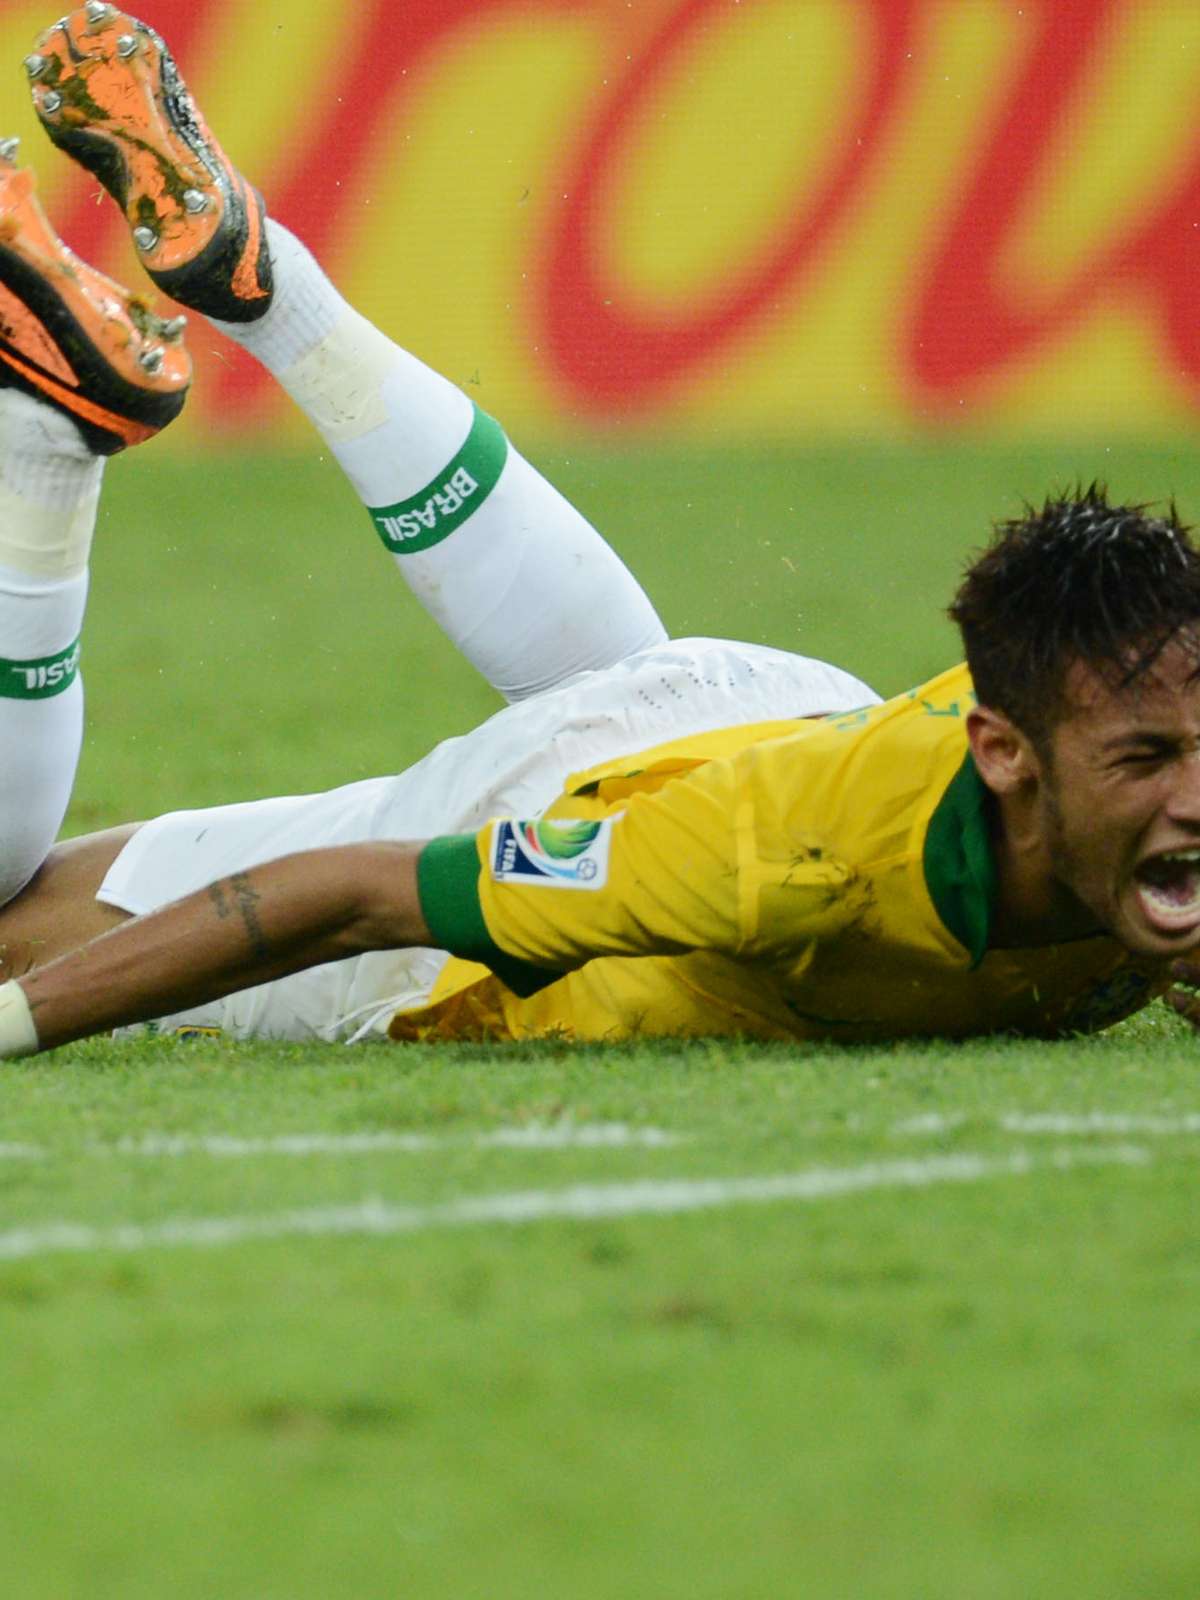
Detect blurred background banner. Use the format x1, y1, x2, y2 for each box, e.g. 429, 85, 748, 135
7, 0, 1200, 442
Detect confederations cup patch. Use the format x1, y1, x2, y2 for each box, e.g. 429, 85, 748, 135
490, 817, 614, 889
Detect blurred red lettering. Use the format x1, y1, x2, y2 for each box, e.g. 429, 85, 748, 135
907, 0, 1200, 407
61, 0, 1198, 427
538, 0, 918, 412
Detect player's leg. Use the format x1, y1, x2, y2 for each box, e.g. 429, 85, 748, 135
230, 231, 670, 702
0, 140, 187, 926
28, 6, 667, 704
0, 825, 137, 982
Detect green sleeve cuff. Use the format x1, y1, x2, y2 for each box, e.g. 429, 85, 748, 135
416, 835, 560, 999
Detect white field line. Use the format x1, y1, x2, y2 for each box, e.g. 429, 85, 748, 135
118, 1123, 684, 1158
1000, 1112, 1200, 1136
0, 1113, 1192, 1163
484, 1124, 682, 1149
0, 1123, 683, 1164
893, 1113, 969, 1136
118, 1132, 443, 1158
0, 1143, 44, 1161
0, 1145, 1150, 1263
893, 1111, 1200, 1138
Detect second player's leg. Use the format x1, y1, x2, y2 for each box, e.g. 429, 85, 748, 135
0, 146, 188, 914
0, 392, 91, 907
28, 7, 668, 704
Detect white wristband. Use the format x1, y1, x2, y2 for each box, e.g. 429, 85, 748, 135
0, 981, 38, 1058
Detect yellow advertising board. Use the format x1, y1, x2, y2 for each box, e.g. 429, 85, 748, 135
5, 0, 1199, 438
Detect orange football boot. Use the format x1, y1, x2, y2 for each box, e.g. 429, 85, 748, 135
0, 139, 189, 455
27, 2, 273, 322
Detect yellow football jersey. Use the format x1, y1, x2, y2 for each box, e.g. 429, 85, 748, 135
396, 664, 1165, 1043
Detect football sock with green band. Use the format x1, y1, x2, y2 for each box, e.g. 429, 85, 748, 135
0, 618, 84, 901
0, 637, 81, 700
213, 220, 666, 703
0, 392, 97, 906
368, 405, 508, 556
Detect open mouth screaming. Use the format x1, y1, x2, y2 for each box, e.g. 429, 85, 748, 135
1135, 849, 1200, 936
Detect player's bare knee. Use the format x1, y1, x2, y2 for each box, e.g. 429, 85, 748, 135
0, 824, 142, 979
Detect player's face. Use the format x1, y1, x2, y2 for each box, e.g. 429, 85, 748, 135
1041, 636, 1200, 956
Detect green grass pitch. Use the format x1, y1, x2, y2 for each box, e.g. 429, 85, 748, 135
6, 436, 1200, 1598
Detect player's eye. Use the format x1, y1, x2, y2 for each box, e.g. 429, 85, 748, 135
1117, 746, 1173, 768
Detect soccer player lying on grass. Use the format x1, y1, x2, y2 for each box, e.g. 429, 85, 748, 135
4, 6, 1200, 1060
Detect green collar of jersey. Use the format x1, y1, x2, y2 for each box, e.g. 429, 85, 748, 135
922, 753, 996, 968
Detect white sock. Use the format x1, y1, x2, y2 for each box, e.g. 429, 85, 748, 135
213, 220, 666, 701
0, 391, 99, 905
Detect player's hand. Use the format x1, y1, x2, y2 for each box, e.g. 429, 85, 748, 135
1167, 960, 1200, 1029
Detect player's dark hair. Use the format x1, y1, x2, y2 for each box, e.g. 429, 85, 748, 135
948, 483, 1200, 748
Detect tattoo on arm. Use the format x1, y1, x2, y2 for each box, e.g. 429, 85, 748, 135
207, 882, 231, 919
227, 871, 271, 965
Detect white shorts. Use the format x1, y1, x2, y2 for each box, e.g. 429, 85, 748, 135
98, 637, 879, 1042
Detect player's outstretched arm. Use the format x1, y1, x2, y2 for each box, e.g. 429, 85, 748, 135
0, 842, 432, 1057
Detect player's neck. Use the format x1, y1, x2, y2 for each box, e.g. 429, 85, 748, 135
987, 789, 1102, 948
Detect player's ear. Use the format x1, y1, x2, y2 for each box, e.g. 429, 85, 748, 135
966, 705, 1040, 795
